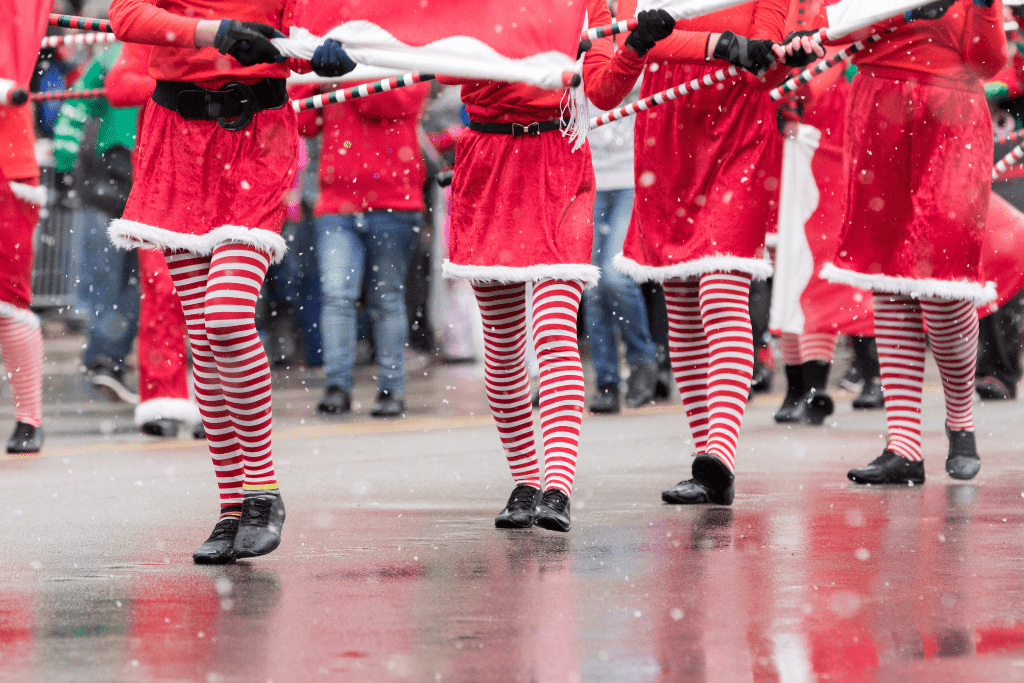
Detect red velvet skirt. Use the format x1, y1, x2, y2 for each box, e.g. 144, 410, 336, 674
0, 176, 39, 309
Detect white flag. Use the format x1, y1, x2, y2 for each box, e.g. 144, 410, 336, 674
636, 0, 754, 21
825, 0, 937, 39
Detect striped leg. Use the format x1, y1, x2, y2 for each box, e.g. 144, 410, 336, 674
799, 332, 838, 363
920, 298, 978, 432
471, 282, 541, 488
533, 279, 585, 496
779, 331, 802, 366
0, 310, 43, 427
698, 272, 754, 472
165, 250, 244, 518
663, 279, 709, 453
205, 245, 277, 492
873, 293, 926, 461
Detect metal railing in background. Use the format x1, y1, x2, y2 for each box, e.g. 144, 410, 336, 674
31, 165, 78, 312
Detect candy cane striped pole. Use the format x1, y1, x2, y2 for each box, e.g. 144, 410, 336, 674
29, 88, 107, 102
769, 33, 887, 102
41, 32, 118, 48
590, 65, 741, 128
583, 18, 638, 41
49, 14, 113, 32
291, 73, 435, 112
994, 143, 1024, 180
995, 129, 1024, 146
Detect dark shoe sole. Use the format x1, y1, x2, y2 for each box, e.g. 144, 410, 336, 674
534, 512, 570, 532
946, 456, 981, 481
193, 551, 235, 565
495, 516, 534, 529
233, 540, 281, 560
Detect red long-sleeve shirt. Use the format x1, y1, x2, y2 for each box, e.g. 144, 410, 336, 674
439, 0, 646, 124
297, 83, 429, 215
107, 0, 306, 88
106, 43, 156, 108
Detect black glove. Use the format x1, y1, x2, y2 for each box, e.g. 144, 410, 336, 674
311, 39, 357, 78
214, 20, 283, 67
577, 38, 592, 60
624, 9, 676, 57
781, 29, 820, 68
905, 0, 956, 21
712, 30, 777, 75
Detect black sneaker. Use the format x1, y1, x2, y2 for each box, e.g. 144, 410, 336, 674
317, 386, 351, 415
589, 384, 620, 414
371, 390, 404, 417
662, 453, 735, 506
534, 489, 571, 532
624, 363, 659, 409
193, 517, 240, 565
946, 425, 981, 481
88, 362, 139, 404
233, 494, 286, 559
6, 421, 42, 454
847, 450, 925, 485
141, 418, 180, 438
494, 483, 541, 529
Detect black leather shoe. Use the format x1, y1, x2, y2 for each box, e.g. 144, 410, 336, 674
774, 365, 805, 423
317, 386, 351, 414
802, 390, 834, 426
847, 450, 924, 485
946, 426, 981, 481
534, 489, 571, 532
193, 517, 240, 565
624, 363, 659, 408
662, 453, 735, 505
494, 483, 541, 529
6, 421, 42, 454
852, 379, 885, 410
371, 390, 405, 417
233, 494, 285, 559
589, 384, 620, 414
141, 418, 180, 438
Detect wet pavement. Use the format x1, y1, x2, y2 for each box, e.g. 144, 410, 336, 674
3, 338, 1024, 682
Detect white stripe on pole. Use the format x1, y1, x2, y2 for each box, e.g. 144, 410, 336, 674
41, 32, 117, 48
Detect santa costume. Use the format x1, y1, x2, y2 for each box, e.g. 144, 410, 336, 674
440, 0, 662, 532
615, 0, 789, 506
794, 0, 1006, 484
0, 0, 50, 454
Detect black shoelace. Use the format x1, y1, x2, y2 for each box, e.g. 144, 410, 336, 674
507, 485, 538, 510
242, 496, 276, 525
207, 518, 239, 541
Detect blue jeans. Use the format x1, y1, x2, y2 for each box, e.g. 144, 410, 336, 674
583, 189, 657, 387
315, 211, 420, 394
262, 214, 323, 367
75, 207, 139, 369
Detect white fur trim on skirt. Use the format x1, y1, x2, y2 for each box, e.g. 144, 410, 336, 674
8, 181, 47, 206
134, 397, 202, 426
108, 219, 288, 264
442, 261, 600, 289
612, 253, 773, 283
819, 264, 997, 305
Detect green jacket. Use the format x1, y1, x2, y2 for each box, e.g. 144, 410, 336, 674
52, 44, 139, 174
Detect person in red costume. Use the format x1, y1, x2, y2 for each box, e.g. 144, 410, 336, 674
785, 0, 1007, 485
439, 2, 674, 532
105, 42, 205, 440
614, 0, 788, 507
106, 0, 355, 563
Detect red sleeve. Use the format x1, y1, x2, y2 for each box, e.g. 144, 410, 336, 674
108, 0, 200, 48
617, 0, 709, 62
582, 0, 647, 110
105, 43, 155, 108
962, 0, 1007, 80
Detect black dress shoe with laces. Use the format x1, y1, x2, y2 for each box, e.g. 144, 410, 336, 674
946, 426, 980, 481
589, 384, 620, 414
233, 494, 285, 559
6, 421, 42, 454
193, 517, 240, 565
371, 390, 404, 417
847, 450, 924, 485
534, 489, 571, 532
662, 453, 735, 505
318, 386, 351, 414
494, 483, 541, 529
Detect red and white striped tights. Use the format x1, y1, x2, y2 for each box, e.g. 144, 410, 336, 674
472, 279, 585, 497
663, 272, 755, 473
779, 331, 839, 366
165, 245, 278, 519
0, 307, 43, 427
873, 293, 978, 462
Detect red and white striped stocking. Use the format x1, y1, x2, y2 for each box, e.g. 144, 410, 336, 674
0, 308, 43, 427
873, 293, 926, 461
664, 279, 709, 452
780, 331, 802, 367
920, 298, 978, 432
799, 332, 838, 363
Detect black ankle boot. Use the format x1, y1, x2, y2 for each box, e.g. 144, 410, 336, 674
848, 450, 925, 485
193, 517, 240, 565
852, 379, 885, 409
801, 360, 834, 425
534, 489, 571, 532
774, 365, 805, 423
495, 484, 541, 529
946, 425, 981, 480
6, 421, 42, 454
233, 493, 285, 559
589, 384, 620, 414
662, 453, 735, 505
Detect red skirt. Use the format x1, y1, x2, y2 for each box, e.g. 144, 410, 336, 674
822, 70, 995, 304
0, 176, 41, 310
443, 127, 599, 287
617, 63, 780, 282
109, 100, 298, 263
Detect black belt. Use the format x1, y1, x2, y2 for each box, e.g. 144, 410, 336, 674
152, 78, 287, 131
467, 118, 566, 137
